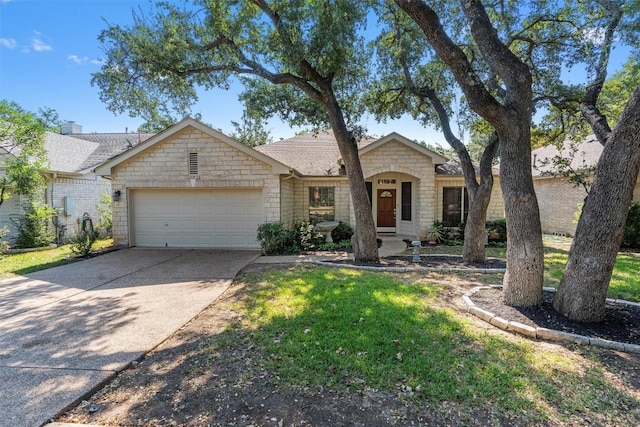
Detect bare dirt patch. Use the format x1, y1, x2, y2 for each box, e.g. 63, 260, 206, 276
56, 263, 640, 427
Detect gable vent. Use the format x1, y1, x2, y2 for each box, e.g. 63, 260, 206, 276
189, 152, 198, 175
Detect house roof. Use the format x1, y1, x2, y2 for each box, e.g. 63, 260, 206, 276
255, 130, 374, 176
67, 132, 154, 171
94, 117, 291, 176
255, 130, 449, 176
532, 134, 601, 177
41, 131, 155, 175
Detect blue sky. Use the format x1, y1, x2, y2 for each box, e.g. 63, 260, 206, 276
0, 0, 445, 143
0, 1, 632, 143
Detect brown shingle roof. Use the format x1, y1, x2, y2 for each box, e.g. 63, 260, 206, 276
532, 134, 601, 177
255, 130, 376, 176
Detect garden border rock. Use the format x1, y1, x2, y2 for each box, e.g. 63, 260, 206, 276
464, 285, 640, 354
315, 254, 507, 274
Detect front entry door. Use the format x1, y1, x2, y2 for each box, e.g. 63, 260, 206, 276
377, 189, 396, 228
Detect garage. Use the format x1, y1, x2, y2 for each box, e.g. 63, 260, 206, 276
130, 189, 264, 248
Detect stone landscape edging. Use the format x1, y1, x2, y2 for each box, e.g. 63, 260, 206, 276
463, 285, 640, 354
314, 254, 507, 274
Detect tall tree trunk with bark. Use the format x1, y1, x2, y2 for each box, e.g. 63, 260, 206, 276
498, 124, 544, 306
394, 0, 544, 306
554, 86, 640, 322
462, 134, 498, 262
325, 95, 379, 264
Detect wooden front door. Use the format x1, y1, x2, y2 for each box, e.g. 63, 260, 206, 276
377, 189, 396, 228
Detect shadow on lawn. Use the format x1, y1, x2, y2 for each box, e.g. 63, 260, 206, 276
62, 265, 640, 427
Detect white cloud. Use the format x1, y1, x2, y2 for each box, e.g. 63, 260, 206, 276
68, 54, 87, 64
0, 38, 16, 49
68, 55, 104, 65
31, 31, 52, 52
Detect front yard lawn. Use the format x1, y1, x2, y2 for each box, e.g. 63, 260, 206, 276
0, 238, 113, 279
58, 264, 640, 426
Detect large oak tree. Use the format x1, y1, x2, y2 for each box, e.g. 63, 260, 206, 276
394, 0, 545, 306
369, 5, 498, 263
93, 0, 379, 262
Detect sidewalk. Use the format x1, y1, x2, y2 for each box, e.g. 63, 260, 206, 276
253, 236, 408, 264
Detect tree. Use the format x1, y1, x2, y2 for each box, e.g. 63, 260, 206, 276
370, 5, 498, 262
393, 0, 545, 306
554, 87, 640, 322
0, 100, 47, 207
92, 0, 379, 262
551, 1, 640, 322
230, 111, 273, 147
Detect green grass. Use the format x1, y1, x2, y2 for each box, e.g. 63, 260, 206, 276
221, 266, 639, 425
541, 236, 640, 302
0, 238, 113, 279
414, 236, 640, 302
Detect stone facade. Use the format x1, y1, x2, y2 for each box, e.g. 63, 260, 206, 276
534, 175, 640, 236
109, 127, 282, 247
46, 175, 111, 240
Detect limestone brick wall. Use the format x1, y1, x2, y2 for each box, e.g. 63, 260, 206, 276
535, 177, 589, 236
110, 127, 281, 246
360, 141, 436, 231
47, 175, 111, 240
280, 178, 295, 226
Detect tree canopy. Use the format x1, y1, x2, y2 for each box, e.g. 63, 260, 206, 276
93, 0, 380, 262
0, 100, 48, 207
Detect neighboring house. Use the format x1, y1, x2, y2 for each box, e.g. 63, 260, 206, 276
0, 121, 153, 245
531, 134, 640, 236
94, 118, 506, 249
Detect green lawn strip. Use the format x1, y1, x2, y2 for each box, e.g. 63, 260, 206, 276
415, 238, 640, 302
0, 238, 113, 279
223, 266, 638, 424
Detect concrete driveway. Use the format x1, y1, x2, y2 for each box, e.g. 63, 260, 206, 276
0, 248, 259, 427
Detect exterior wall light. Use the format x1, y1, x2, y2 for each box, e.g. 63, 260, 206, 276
113, 190, 122, 202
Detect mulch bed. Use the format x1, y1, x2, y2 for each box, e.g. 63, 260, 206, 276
472, 287, 640, 346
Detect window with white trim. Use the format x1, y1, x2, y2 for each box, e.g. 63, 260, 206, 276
309, 186, 335, 224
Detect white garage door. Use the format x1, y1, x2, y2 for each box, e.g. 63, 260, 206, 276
131, 189, 264, 248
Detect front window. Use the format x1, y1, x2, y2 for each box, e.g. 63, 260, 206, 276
309, 186, 335, 224
401, 181, 412, 221
442, 187, 469, 226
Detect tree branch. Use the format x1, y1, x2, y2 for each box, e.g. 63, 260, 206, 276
579, 1, 622, 145
394, 0, 507, 128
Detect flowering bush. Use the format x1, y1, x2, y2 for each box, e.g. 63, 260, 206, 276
296, 220, 325, 250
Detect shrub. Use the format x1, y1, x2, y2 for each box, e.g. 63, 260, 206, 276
422, 221, 445, 243
294, 220, 325, 250
96, 189, 113, 236
0, 225, 10, 251
12, 199, 55, 248
623, 202, 640, 249
71, 230, 100, 257
486, 218, 507, 242
257, 222, 300, 255
331, 221, 354, 242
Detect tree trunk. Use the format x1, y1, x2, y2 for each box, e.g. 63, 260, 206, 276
325, 97, 379, 264
554, 86, 640, 322
463, 183, 492, 262
499, 125, 544, 307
